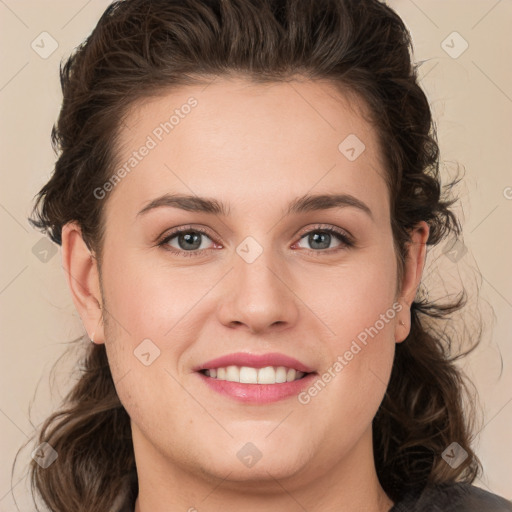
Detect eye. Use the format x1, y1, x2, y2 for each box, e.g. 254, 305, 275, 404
158, 226, 218, 257
157, 224, 354, 258
294, 226, 354, 253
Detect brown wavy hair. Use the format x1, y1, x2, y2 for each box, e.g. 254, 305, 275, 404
18, 0, 483, 510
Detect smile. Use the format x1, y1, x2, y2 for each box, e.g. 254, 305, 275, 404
200, 365, 308, 384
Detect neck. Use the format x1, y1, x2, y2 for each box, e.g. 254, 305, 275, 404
133, 426, 393, 512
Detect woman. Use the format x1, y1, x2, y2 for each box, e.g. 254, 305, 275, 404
23, 0, 512, 510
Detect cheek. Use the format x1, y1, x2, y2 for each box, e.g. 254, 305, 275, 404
305, 312, 396, 441
307, 243, 398, 411
99, 250, 214, 419
318, 239, 398, 343
100, 247, 197, 341
103, 231, 398, 394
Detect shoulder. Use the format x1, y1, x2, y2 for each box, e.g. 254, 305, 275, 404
391, 482, 512, 512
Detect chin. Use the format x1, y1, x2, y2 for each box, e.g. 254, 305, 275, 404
195, 445, 308, 484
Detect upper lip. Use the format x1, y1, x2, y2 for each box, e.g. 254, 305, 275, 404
194, 352, 315, 374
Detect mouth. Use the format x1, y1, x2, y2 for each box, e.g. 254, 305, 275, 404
198, 365, 311, 384
193, 352, 317, 403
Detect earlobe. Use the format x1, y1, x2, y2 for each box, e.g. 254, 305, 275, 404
395, 221, 430, 344
61, 222, 105, 345
395, 314, 408, 344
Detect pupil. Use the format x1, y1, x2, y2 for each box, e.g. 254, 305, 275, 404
179, 232, 201, 250
310, 232, 330, 250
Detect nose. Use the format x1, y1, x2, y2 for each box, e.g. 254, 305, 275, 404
216, 242, 300, 335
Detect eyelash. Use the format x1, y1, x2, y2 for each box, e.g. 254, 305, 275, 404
157, 224, 354, 258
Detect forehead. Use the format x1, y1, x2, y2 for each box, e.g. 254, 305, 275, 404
105, 77, 389, 223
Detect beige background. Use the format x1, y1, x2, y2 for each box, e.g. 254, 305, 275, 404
1, 0, 511, 509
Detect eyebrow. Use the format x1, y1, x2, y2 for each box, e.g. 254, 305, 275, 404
136, 192, 373, 220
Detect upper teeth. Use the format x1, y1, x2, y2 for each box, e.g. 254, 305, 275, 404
204, 366, 305, 384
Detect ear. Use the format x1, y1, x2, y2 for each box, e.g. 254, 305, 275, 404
61, 222, 105, 344
395, 220, 429, 343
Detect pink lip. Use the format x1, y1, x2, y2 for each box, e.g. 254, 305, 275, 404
193, 352, 315, 374
196, 371, 318, 404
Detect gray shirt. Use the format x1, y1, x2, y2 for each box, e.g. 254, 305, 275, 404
114, 471, 512, 511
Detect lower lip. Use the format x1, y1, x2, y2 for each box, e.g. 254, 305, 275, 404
196, 371, 318, 404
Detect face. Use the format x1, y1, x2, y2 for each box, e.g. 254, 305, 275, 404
64, 77, 427, 490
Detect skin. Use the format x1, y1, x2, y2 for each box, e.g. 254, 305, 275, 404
62, 77, 429, 512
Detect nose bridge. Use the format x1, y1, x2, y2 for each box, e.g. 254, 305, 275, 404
236, 236, 281, 293
218, 234, 299, 332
